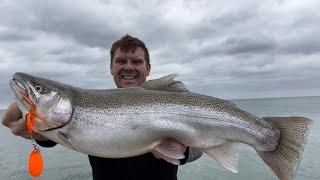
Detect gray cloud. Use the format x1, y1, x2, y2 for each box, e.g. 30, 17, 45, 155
0, 27, 34, 42
1, 0, 320, 108
223, 36, 276, 54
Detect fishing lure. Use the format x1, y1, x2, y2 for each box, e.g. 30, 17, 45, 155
28, 139, 43, 177
22, 95, 49, 177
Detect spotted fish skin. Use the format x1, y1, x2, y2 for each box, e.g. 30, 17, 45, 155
9, 72, 312, 180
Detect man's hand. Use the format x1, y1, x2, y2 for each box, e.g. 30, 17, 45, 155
152, 139, 187, 160
2, 102, 48, 141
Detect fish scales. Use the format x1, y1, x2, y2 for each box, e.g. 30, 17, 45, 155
69, 87, 275, 151
73, 87, 274, 138
9, 72, 312, 180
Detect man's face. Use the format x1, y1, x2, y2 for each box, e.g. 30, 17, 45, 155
110, 47, 151, 88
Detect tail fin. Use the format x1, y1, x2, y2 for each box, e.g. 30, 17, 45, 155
257, 117, 312, 180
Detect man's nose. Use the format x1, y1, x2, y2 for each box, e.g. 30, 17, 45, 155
124, 62, 134, 70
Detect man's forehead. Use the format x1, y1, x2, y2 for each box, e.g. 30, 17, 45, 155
114, 47, 145, 58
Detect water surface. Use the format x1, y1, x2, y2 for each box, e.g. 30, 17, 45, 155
0, 96, 319, 179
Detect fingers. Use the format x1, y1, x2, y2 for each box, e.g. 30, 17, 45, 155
2, 102, 29, 139
2, 102, 26, 137
152, 139, 187, 160
2, 102, 48, 141
9, 117, 31, 139
162, 138, 187, 152
9, 117, 48, 141
2, 102, 22, 127
151, 150, 181, 165
152, 151, 162, 159
174, 142, 187, 152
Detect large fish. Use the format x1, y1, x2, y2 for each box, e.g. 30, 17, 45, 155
9, 72, 312, 180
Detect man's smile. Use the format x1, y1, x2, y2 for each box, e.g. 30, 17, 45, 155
121, 75, 137, 80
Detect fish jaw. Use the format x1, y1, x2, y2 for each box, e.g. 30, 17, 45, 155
9, 78, 32, 114
9, 72, 73, 132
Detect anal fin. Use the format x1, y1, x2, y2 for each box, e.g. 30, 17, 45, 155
204, 142, 239, 173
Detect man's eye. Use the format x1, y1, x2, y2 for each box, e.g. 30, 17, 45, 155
35, 85, 43, 93
116, 59, 126, 64
133, 60, 143, 64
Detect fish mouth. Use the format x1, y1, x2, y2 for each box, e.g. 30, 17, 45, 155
9, 73, 36, 110
9, 78, 28, 100
10, 75, 63, 133
9, 72, 73, 134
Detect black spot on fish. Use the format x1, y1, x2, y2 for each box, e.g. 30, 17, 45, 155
131, 124, 140, 130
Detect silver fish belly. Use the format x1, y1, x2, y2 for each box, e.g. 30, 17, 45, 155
10, 72, 312, 180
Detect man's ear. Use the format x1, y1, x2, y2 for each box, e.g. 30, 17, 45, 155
110, 63, 114, 75
146, 64, 151, 76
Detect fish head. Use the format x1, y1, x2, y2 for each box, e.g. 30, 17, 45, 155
9, 72, 73, 132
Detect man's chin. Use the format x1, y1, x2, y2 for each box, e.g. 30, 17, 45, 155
119, 81, 140, 88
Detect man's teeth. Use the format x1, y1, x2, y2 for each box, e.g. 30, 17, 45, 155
121, 75, 136, 80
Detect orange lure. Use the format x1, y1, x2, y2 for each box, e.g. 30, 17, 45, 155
28, 149, 43, 177
23, 96, 50, 134
22, 95, 50, 177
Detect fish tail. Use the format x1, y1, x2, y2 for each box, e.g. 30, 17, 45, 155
257, 117, 312, 180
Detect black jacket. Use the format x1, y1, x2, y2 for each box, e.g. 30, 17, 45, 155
89, 153, 178, 180
36, 140, 191, 180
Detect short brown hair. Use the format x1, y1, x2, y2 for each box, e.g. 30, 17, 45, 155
110, 34, 150, 65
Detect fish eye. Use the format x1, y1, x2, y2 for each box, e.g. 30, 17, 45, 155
35, 85, 43, 93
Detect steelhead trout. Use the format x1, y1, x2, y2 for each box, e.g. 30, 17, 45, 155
9, 72, 312, 180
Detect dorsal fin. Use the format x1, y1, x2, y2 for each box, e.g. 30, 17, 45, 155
141, 74, 189, 92
224, 100, 237, 108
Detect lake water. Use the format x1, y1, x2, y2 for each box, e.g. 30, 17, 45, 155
0, 96, 319, 180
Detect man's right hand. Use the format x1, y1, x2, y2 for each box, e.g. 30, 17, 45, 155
2, 102, 48, 141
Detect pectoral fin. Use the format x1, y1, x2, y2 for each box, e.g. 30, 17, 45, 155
204, 142, 239, 173
58, 131, 80, 152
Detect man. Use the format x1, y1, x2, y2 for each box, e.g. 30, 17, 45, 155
2, 35, 202, 180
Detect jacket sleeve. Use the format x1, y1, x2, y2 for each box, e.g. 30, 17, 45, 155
180, 147, 203, 164
35, 139, 57, 148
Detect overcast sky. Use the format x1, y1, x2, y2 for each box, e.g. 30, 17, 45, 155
1, 0, 320, 109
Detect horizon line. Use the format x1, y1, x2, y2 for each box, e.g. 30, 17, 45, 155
0, 95, 319, 111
